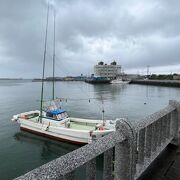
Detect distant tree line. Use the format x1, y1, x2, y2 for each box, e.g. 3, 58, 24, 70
148, 74, 178, 80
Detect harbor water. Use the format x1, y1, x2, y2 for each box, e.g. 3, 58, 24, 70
0, 80, 180, 179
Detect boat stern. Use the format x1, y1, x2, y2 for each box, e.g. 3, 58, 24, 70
11, 110, 40, 122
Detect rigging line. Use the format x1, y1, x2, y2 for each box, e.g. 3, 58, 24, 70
37, 97, 112, 107
55, 97, 109, 101
53, 57, 90, 94
46, 49, 105, 113
54, 57, 91, 95
55, 56, 70, 76
45, 55, 89, 97
40, 0, 50, 122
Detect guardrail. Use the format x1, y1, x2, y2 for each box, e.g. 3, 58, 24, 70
15, 100, 180, 180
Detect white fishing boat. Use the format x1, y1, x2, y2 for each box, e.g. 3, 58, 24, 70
12, 2, 117, 144
110, 78, 130, 84
11, 103, 116, 144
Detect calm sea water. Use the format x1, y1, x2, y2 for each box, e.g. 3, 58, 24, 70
0, 80, 180, 179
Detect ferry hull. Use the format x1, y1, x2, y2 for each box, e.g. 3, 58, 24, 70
85, 79, 111, 84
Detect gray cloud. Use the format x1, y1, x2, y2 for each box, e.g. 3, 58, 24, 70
0, 0, 180, 78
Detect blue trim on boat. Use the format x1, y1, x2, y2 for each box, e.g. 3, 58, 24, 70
46, 109, 65, 115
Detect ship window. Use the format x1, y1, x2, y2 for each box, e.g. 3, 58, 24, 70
46, 113, 53, 118
64, 112, 68, 117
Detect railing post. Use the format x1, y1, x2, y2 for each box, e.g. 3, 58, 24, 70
164, 115, 169, 139
169, 100, 180, 146
157, 118, 162, 146
167, 113, 171, 139
132, 132, 137, 176
161, 116, 166, 143
145, 124, 152, 158
103, 148, 113, 180
114, 120, 134, 180
86, 159, 96, 180
63, 171, 75, 180
86, 135, 96, 180
151, 122, 157, 152
176, 102, 180, 145
138, 128, 145, 164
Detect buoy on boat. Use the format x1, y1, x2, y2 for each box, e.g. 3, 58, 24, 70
99, 127, 105, 131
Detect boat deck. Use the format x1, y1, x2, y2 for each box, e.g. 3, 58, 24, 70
70, 122, 96, 131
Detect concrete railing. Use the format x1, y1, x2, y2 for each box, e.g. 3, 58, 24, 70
134, 100, 180, 179
15, 100, 180, 180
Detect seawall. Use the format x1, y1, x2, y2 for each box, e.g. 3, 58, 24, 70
130, 80, 180, 87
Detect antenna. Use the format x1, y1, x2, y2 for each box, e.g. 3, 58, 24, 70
52, 7, 56, 100
40, 0, 50, 123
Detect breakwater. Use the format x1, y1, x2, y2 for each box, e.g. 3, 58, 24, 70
130, 80, 180, 87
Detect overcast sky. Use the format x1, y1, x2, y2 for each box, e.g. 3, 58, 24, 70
0, 0, 180, 78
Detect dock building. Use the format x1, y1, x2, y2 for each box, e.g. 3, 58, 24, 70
94, 61, 121, 79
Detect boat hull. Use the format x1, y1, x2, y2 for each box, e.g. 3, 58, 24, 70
20, 126, 85, 145
85, 79, 111, 84
110, 80, 130, 84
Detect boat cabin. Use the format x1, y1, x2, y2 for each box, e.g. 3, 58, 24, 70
46, 109, 68, 120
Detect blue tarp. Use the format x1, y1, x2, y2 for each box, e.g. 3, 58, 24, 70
47, 109, 65, 115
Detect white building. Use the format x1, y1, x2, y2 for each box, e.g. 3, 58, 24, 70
94, 61, 121, 79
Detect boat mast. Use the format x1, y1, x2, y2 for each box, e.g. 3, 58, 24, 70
52, 7, 56, 100
40, 1, 50, 122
